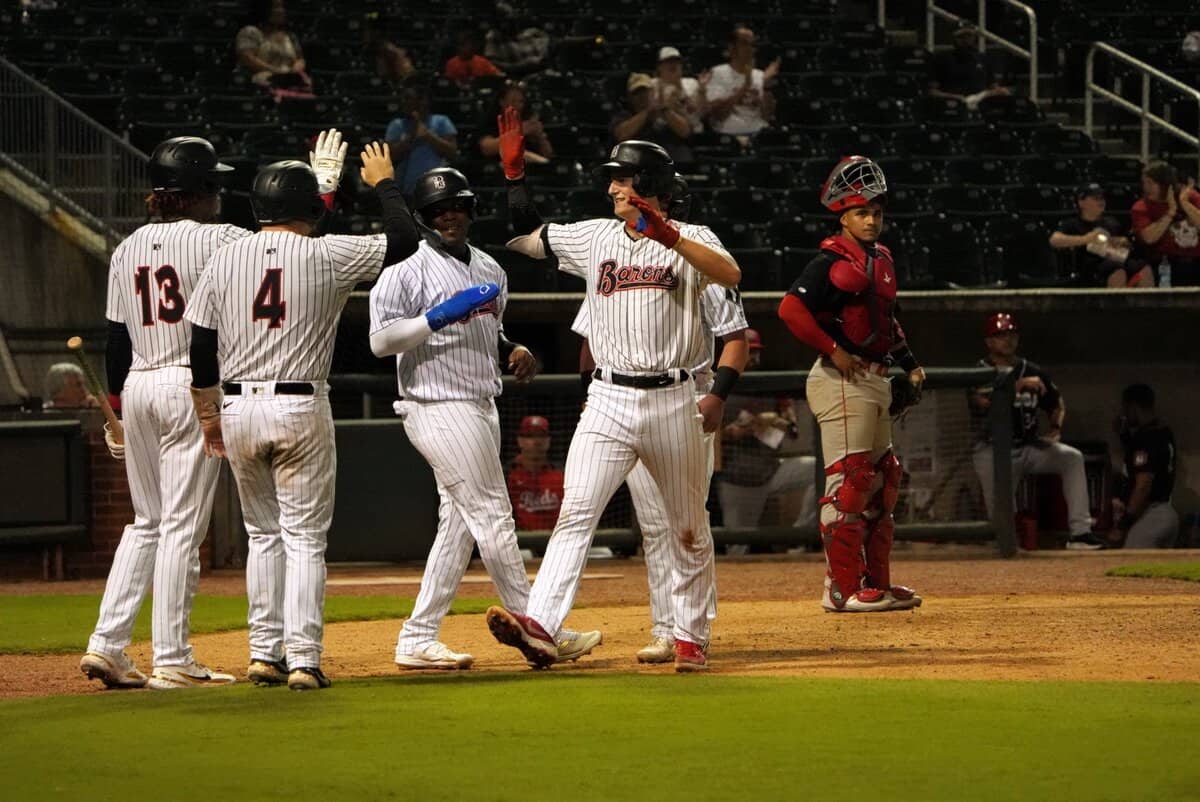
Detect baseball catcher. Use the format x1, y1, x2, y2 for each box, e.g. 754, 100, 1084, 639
777, 156, 925, 612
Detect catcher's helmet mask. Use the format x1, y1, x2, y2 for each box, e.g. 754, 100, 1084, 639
250, 160, 325, 227
821, 155, 888, 214
592, 140, 675, 200
149, 136, 233, 194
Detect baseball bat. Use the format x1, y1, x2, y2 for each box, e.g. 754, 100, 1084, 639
66, 336, 123, 442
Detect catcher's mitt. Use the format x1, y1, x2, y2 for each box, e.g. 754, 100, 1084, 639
889, 374, 922, 416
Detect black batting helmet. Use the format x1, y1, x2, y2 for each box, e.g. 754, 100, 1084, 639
149, 136, 233, 194
250, 160, 325, 226
411, 167, 476, 224
668, 173, 692, 222
592, 140, 675, 199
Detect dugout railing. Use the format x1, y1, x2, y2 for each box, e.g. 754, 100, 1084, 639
330, 365, 1019, 557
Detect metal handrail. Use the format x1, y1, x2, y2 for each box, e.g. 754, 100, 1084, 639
926, 0, 1039, 102
0, 56, 150, 247
1085, 42, 1200, 173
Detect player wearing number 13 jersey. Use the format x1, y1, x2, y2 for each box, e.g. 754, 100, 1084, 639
83, 137, 248, 691
185, 136, 423, 690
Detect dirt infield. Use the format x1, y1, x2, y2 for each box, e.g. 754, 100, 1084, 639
4, 550, 1199, 698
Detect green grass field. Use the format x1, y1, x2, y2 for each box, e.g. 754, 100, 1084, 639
0, 675, 1196, 802
1106, 562, 1200, 582
0, 595, 493, 654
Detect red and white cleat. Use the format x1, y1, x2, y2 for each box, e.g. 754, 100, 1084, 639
674, 640, 709, 673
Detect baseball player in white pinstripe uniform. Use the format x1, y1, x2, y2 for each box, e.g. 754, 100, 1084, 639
81, 137, 245, 690
184, 137, 429, 690
572, 179, 750, 663
486, 109, 741, 672
369, 166, 602, 670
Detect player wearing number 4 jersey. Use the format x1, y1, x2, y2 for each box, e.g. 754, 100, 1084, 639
185, 133, 424, 691
490, 107, 741, 672
82, 137, 246, 690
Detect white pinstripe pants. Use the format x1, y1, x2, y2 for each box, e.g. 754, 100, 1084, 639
222, 385, 335, 670
395, 398, 530, 655
625, 418, 717, 641
87, 367, 220, 666
529, 378, 715, 644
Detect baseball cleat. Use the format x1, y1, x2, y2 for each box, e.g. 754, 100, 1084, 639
247, 659, 290, 685
636, 637, 676, 664
396, 642, 475, 670
288, 666, 331, 691
1066, 533, 1107, 550
885, 586, 923, 611
486, 606, 558, 669
821, 583, 891, 612
674, 640, 708, 673
546, 628, 603, 665
147, 661, 237, 689
80, 651, 148, 689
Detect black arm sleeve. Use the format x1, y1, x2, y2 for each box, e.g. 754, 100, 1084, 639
190, 325, 220, 389
788, 254, 853, 314
497, 329, 519, 363
105, 319, 132, 396
376, 178, 422, 264
506, 177, 544, 235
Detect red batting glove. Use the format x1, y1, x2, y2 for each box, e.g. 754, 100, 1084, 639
626, 196, 680, 249
497, 105, 526, 180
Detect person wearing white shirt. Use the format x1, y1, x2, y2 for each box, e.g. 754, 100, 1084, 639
704, 26, 780, 137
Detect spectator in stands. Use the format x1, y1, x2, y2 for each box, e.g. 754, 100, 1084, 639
364, 16, 417, 86
236, 0, 310, 91
654, 46, 708, 137
484, 3, 550, 77
444, 28, 503, 86
969, 312, 1104, 550
1050, 183, 1154, 288
718, 329, 817, 554
1183, 31, 1200, 62
612, 72, 695, 164
385, 85, 458, 195
928, 22, 1009, 109
704, 25, 779, 137
506, 415, 564, 531
1109, 384, 1178, 548
1131, 161, 1200, 286
477, 81, 553, 164
42, 363, 98, 410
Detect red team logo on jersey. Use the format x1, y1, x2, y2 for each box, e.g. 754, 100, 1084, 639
596, 259, 679, 296
457, 299, 500, 323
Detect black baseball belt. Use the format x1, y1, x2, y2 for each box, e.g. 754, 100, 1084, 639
593, 368, 690, 389
222, 382, 314, 395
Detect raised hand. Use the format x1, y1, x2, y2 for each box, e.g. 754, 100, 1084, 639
626, 196, 680, 248
309, 128, 348, 194
359, 141, 394, 187
497, 105, 526, 180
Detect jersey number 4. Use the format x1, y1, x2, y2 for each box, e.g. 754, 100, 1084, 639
134, 265, 184, 325
252, 269, 286, 329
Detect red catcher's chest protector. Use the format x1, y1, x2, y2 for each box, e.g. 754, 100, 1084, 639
820, 236, 898, 359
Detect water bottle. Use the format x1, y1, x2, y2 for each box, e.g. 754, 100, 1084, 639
1159, 256, 1172, 288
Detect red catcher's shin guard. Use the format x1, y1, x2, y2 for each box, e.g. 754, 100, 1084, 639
864, 452, 902, 590
823, 452, 877, 514
821, 518, 868, 609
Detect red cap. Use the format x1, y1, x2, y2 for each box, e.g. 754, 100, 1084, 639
518, 415, 550, 435
983, 312, 1018, 337
745, 328, 764, 350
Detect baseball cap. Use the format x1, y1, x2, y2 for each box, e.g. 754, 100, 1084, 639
1076, 182, 1105, 200
627, 72, 654, 93
983, 312, 1017, 337
657, 46, 682, 63
745, 328, 764, 350
518, 415, 550, 435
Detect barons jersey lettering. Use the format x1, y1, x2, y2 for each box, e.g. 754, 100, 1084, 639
368, 240, 508, 402
185, 230, 386, 381
107, 220, 250, 371
549, 219, 731, 373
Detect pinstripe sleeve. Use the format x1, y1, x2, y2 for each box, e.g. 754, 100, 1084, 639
368, 262, 420, 334
184, 260, 219, 329
546, 221, 600, 278
105, 246, 124, 323
217, 224, 253, 246
569, 301, 590, 338
687, 224, 733, 261
702, 283, 748, 337
326, 234, 389, 285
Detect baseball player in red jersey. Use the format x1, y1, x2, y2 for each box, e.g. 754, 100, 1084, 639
506, 415, 566, 531
777, 156, 925, 612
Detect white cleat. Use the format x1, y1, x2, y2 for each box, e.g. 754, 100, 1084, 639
554, 629, 603, 663
147, 661, 237, 689
80, 651, 148, 689
396, 641, 475, 670
636, 637, 676, 664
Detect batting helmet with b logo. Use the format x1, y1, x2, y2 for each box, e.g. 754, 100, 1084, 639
411, 167, 476, 224
592, 140, 675, 199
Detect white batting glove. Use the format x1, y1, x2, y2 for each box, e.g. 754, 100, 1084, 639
103, 422, 125, 462
309, 128, 348, 195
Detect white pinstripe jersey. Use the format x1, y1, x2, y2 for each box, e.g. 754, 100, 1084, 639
368, 240, 507, 402
547, 219, 729, 374
571, 278, 748, 393
105, 220, 250, 370
185, 231, 386, 381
